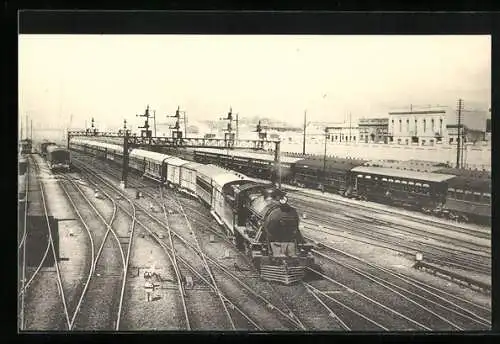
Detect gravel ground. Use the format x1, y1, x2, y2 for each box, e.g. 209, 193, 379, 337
65, 177, 125, 330
69, 152, 492, 332
289, 188, 490, 233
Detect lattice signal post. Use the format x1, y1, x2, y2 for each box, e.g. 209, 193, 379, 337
67, 129, 281, 189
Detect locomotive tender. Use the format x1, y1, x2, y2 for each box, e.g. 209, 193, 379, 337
70, 138, 314, 285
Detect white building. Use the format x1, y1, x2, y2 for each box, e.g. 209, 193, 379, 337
388, 108, 446, 146
325, 122, 360, 143
388, 105, 489, 146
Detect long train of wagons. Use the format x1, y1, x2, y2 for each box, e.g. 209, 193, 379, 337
190, 148, 491, 226
69, 138, 315, 285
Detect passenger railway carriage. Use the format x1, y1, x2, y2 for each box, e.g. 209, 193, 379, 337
193, 148, 491, 225
292, 157, 366, 195
69, 138, 314, 284
193, 148, 301, 184
69, 138, 491, 226
350, 166, 456, 210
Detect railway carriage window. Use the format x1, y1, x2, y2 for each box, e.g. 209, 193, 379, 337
423, 184, 430, 195
483, 193, 491, 203
455, 189, 464, 200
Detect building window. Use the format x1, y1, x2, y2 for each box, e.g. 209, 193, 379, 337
335, 135, 337, 140
398, 138, 401, 144
423, 119, 426, 133
449, 137, 453, 144
440, 118, 443, 133
360, 135, 363, 140
415, 119, 418, 135
399, 120, 402, 132
432, 118, 435, 132
405, 139, 409, 145
422, 140, 426, 146
353, 136, 356, 141
406, 119, 409, 132
392, 119, 394, 132
430, 139, 434, 145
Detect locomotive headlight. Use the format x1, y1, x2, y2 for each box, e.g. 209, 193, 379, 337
279, 196, 288, 205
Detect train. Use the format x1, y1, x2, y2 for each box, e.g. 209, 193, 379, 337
39, 141, 57, 158
46, 145, 72, 172
20, 139, 32, 154
69, 138, 315, 285
18, 155, 28, 201
190, 148, 491, 226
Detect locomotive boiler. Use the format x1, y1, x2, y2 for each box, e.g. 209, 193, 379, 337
225, 182, 314, 284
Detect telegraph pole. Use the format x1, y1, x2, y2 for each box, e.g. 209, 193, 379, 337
25, 113, 28, 140
302, 110, 307, 155
153, 110, 157, 137
121, 129, 129, 189
274, 140, 282, 190
30, 120, 33, 142
235, 113, 239, 141
323, 127, 328, 185
456, 99, 463, 169
349, 112, 352, 142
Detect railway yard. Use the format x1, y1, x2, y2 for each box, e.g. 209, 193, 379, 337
18, 146, 491, 332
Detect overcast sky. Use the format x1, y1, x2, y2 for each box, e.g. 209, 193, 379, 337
19, 35, 490, 134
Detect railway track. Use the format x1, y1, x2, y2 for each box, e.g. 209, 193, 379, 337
291, 197, 490, 275
69, 151, 491, 331
306, 243, 490, 330
19, 155, 71, 330
71, 155, 309, 330
18, 156, 29, 330
290, 190, 490, 239
55, 173, 136, 330
74, 161, 271, 329
300, 216, 490, 276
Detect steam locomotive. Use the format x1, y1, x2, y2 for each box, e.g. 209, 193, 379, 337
70, 138, 314, 285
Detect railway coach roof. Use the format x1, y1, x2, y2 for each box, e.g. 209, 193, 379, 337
295, 157, 366, 171
46, 145, 69, 153
212, 172, 244, 188
72, 138, 123, 152
164, 156, 189, 167
194, 148, 302, 164
182, 161, 204, 170
195, 164, 228, 178
130, 149, 170, 162
351, 166, 456, 183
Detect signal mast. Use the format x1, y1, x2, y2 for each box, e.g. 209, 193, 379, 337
137, 105, 153, 139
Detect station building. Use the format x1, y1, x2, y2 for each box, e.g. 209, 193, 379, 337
325, 123, 360, 143
388, 108, 446, 146
358, 118, 389, 144
387, 105, 489, 146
